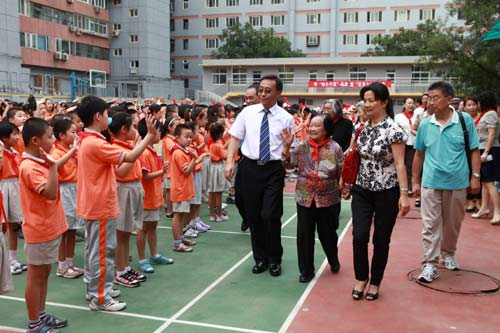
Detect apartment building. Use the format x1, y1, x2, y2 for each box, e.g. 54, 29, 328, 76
171, 0, 463, 92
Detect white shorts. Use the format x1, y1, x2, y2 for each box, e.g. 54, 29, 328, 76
60, 183, 83, 230
189, 172, 202, 205
143, 208, 161, 222
162, 178, 171, 190
0, 179, 23, 223
116, 182, 144, 232
24, 236, 62, 265
172, 201, 190, 213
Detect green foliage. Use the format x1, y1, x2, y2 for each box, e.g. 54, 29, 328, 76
365, 0, 500, 95
213, 22, 304, 59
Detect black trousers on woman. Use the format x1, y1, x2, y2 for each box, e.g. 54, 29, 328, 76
351, 185, 400, 286
296, 202, 340, 277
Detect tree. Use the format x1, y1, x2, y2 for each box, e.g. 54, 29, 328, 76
212, 22, 304, 59
365, 0, 500, 95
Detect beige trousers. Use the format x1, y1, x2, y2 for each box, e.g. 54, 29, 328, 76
421, 188, 467, 265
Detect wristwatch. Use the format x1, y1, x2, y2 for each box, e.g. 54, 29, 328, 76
472, 173, 480, 178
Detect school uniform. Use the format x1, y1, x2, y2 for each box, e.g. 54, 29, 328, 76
140, 146, 164, 221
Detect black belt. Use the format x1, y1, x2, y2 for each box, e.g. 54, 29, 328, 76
242, 155, 282, 166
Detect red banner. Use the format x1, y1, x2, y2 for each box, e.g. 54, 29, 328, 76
308, 80, 392, 88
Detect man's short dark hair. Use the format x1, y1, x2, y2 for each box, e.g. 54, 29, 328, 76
173, 123, 192, 137
77, 95, 108, 127
0, 121, 20, 141
23, 118, 50, 148
260, 74, 283, 92
428, 81, 455, 97
149, 104, 161, 114
247, 82, 259, 92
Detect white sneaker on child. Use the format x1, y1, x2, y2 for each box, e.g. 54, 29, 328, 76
216, 215, 229, 222
183, 227, 198, 238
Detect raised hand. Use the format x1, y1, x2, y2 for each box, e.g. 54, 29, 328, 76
281, 128, 294, 147
40, 147, 56, 166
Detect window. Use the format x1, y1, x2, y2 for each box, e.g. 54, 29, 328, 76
326, 70, 335, 81
343, 34, 358, 45
183, 19, 189, 29
184, 79, 189, 88
344, 12, 358, 23
205, 38, 219, 49
113, 0, 121, 5
226, 17, 239, 26
232, 68, 247, 84
130, 34, 139, 43
183, 39, 189, 50
170, 39, 175, 52
170, 0, 175, 11
271, 15, 285, 26
394, 9, 410, 22
411, 65, 430, 83
183, 60, 189, 69
367, 11, 382, 22
456, 8, 464, 20
170, 60, 175, 71
183, 0, 189, 9
55, 38, 72, 53
250, 0, 263, 5
366, 33, 381, 45
419, 9, 435, 21
278, 67, 294, 84
349, 66, 366, 80
306, 35, 320, 47
130, 60, 139, 68
307, 14, 320, 24
213, 69, 227, 84
20, 32, 50, 51
252, 71, 262, 81
113, 48, 122, 56
309, 70, 318, 80
129, 9, 138, 17
206, 0, 218, 7
386, 70, 396, 82
170, 19, 175, 31
206, 18, 219, 28
250, 16, 263, 27
271, 0, 284, 4
226, 0, 239, 6
307, 0, 320, 2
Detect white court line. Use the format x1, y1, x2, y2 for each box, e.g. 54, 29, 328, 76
174, 319, 277, 333
157, 226, 300, 240
278, 218, 353, 333
153, 213, 298, 333
0, 325, 25, 332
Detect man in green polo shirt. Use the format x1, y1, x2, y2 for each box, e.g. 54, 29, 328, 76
412, 81, 481, 283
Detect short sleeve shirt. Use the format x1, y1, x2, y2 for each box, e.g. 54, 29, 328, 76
19, 154, 68, 243
476, 110, 500, 150
170, 147, 195, 202
356, 116, 408, 191
210, 142, 227, 162
0, 149, 21, 179
162, 135, 176, 178
112, 140, 142, 182
77, 130, 124, 220
51, 143, 77, 183
140, 146, 164, 210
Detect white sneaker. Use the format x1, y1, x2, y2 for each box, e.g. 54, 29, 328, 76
418, 263, 439, 283
216, 215, 229, 222
221, 203, 228, 210
443, 256, 460, 271
10, 261, 23, 275
89, 298, 127, 312
183, 227, 198, 238
85, 288, 121, 301
198, 220, 211, 230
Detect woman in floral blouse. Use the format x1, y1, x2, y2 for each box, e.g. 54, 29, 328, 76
341, 82, 410, 301
283, 114, 344, 283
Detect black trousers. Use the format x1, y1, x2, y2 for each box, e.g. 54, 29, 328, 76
236, 157, 285, 264
296, 202, 340, 277
351, 185, 399, 286
405, 145, 415, 192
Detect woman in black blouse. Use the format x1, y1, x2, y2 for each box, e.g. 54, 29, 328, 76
341, 83, 410, 301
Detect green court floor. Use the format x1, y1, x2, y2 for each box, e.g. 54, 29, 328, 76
0, 195, 352, 333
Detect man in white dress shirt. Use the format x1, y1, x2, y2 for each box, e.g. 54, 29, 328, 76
394, 97, 417, 194
225, 75, 294, 277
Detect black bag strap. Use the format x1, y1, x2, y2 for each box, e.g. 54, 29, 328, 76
456, 110, 472, 178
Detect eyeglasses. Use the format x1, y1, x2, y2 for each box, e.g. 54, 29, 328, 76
428, 96, 444, 103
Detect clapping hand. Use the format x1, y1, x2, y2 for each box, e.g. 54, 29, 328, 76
39, 147, 56, 167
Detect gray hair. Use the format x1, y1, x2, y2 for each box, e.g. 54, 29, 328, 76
323, 98, 343, 118
355, 101, 365, 110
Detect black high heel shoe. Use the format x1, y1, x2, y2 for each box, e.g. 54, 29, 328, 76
352, 280, 368, 301
365, 285, 379, 301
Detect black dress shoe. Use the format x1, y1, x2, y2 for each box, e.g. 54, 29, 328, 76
240, 221, 248, 232
330, 260, 341, 273
269, 263, 281, 276
299, 273, 315, 283
252, 261, 268, 274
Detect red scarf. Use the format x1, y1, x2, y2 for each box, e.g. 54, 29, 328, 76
308, 137, 331, 161
3, 149, 20, 177
402, 110, 414, 127
332, 116, 340, 124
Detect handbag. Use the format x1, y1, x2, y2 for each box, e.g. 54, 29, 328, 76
341, 124, 363, 187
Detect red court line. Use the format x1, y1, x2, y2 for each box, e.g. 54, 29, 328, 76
287, 199, 500, 333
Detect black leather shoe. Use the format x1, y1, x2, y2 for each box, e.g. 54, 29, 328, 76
240, 221, 248, 232
252, 261, 268, 274
330, 260, 341, 273
299, 273, 315, 283
269, 263, 281, 276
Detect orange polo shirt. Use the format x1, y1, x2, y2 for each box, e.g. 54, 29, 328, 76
77, 130, 124, 220
112, 139, 142, 182
170, 146, 195, 203
210, 142, 227, 162
162, 135, 176, 179
19, 154, 68, 243
140, 146, 164, 210
0, 148, 21, 179
51, 142, 77, 183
